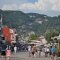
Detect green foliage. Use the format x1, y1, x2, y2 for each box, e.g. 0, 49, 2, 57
30, 34, 38, 40
44, 29, 59, 42
27, 40, 32, 43
2, 10, 32, 28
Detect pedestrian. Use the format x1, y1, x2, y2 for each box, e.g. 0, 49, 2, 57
44, 46, 47, 57
6, 45, 11, 60
14, 46, 17, 53
46, 47, 50, 57
28, 45, 31, 57
51, 46, 56, 60
31, 44, 37, 57
11, 45, 14, 53
37, 46, 42, 57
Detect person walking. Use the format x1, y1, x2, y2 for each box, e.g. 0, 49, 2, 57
44, 46, 47, 57
51, 46, 56, 60
37, 46, 42, 57
14, 46, 17, 53
28, 45, 31, 57
31, 44, 37, 57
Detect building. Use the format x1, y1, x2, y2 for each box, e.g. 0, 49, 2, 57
2, 26, 18, 44
38, 36, 47, 44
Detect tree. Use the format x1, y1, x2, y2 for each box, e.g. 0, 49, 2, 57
30, 34, 38, 40
44, 29, 59, 42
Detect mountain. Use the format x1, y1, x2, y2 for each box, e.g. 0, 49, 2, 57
0, 10, 60, 35
2, 10, 32, 28
27, 13, 60, 34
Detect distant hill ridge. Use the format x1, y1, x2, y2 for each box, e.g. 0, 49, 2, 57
0, 10, 60, 35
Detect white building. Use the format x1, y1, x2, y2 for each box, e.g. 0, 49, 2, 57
38, 36, 47, 44
10, 28, 18, 43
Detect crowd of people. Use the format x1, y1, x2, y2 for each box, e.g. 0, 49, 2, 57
0, 42, 60, 60
28, 44, 60, 60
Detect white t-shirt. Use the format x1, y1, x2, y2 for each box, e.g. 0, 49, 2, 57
44, 47, 47, 52
28, 46, 31, 52
47, 48, 49, 52
14, 46, 17, 51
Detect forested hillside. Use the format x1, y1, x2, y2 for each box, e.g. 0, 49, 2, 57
0, 10, 60, 35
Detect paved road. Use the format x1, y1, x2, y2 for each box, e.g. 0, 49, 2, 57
11, 52, 51, 60
0, 52, 59, 60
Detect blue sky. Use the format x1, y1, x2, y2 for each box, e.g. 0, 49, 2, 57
0, 0, 37, 7
0, 0, 60, 16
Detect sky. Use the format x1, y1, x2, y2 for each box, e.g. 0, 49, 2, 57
0, 0, 60, 16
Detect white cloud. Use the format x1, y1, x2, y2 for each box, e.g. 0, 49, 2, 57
1, 0, 60, 11
51, 0, 60, 11
2, 4, 18, 10
19, 3, 35, 10
19, 0, 60, 11
19, 0, 48, 11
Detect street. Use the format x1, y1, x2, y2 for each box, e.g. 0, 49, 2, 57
0, 52, 52, 60
0, 52, 60, 60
